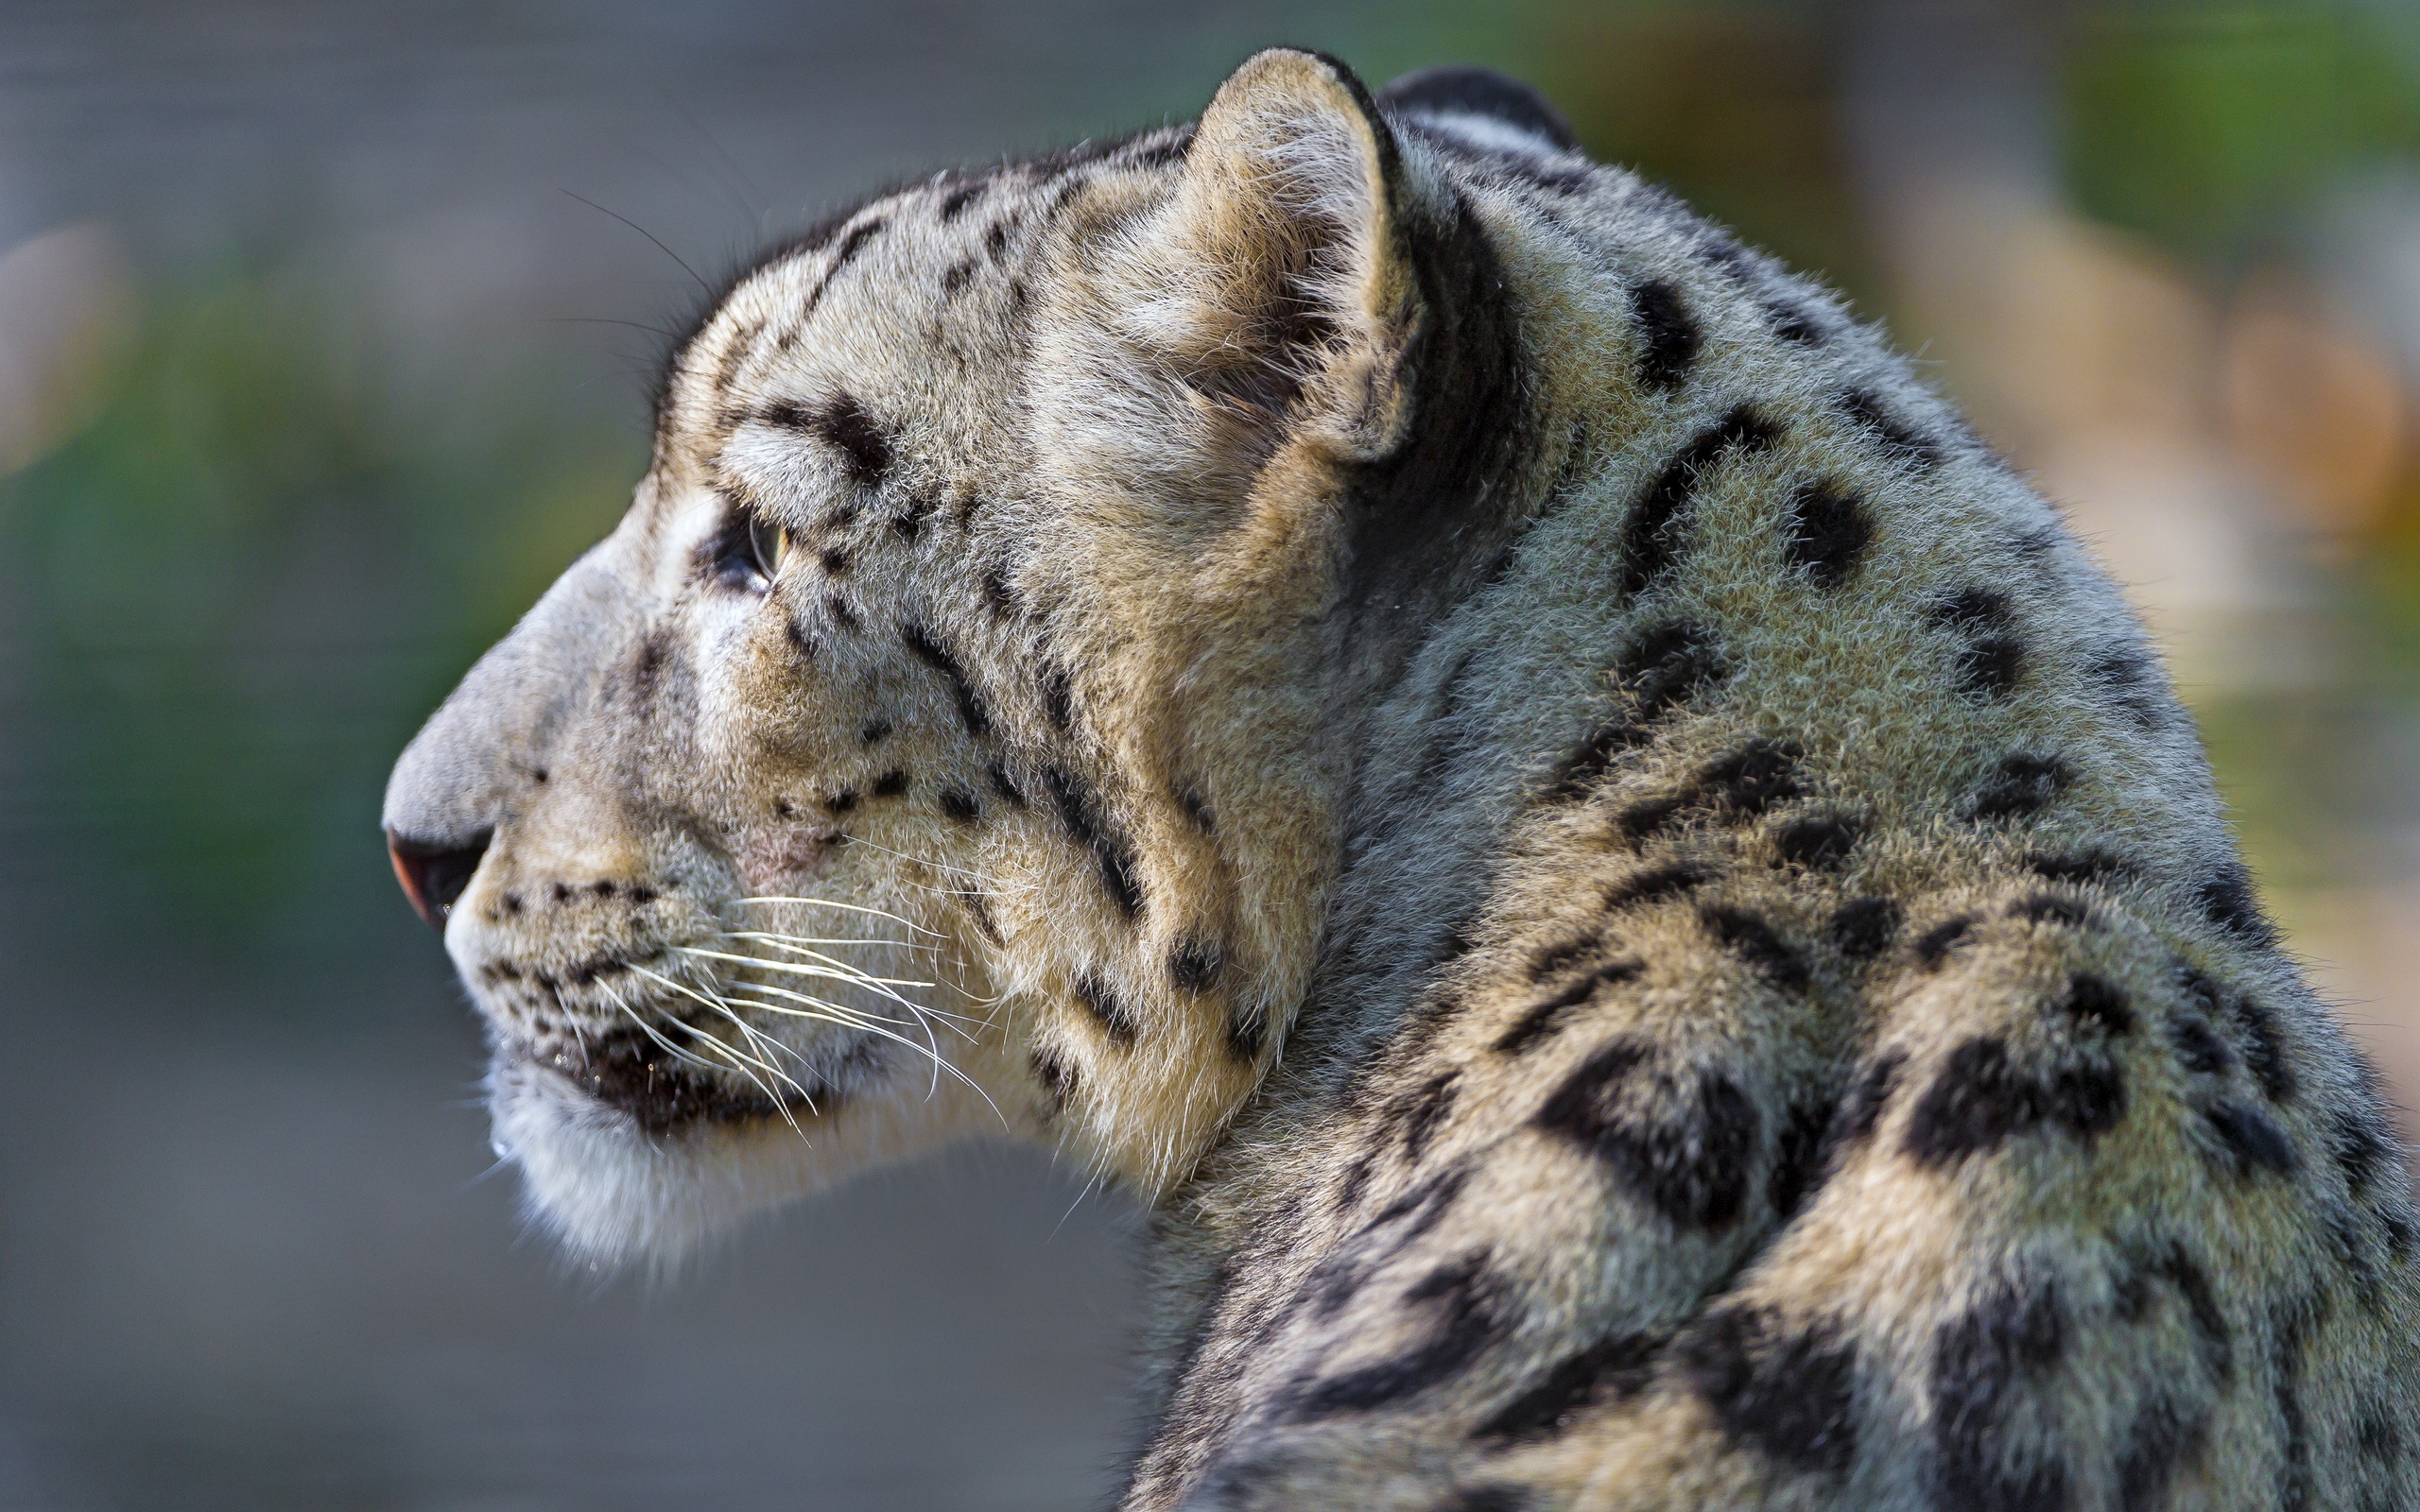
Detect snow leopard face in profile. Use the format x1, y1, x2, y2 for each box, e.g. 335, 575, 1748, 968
389, 49, 2417, 1512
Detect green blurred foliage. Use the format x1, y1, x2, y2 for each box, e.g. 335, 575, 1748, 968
0, 276, 641, 967
2062, 1, 2420, 267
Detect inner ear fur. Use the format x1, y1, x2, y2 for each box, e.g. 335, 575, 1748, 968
1114, 49, 1425, 477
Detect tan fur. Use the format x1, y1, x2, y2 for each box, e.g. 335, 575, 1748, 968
388, 49, 2417, 1510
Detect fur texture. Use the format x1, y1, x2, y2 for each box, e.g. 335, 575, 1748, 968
385, 50, 2419, 1510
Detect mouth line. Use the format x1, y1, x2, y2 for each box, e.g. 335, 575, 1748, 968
515, 1014, 867, 1137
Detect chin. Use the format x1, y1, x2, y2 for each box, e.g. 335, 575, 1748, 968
485, 1048, 1016, 1272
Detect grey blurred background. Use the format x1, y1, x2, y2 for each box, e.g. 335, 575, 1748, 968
3, 2, 2418, 1507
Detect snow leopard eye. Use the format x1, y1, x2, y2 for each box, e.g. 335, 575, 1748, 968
702, 497, 793, 591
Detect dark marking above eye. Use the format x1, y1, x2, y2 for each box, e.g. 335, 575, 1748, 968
822, 592, 861, 633
858, 716, 892, 744
1782, 479, 1874, 588
872, 769, 909, 799
781, 391, 890, 486
2009, 891, 2095, 929
1617, 405, 1784, 596
1630, 279, 1700, 392
819, 546, 851, 575
938, 786, 979, 824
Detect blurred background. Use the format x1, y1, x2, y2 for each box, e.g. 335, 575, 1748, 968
2, 0, 2416, 1506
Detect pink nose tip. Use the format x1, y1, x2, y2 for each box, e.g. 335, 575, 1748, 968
386, 829, 491, 931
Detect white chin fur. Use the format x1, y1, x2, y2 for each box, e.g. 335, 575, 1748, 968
487, 1057, 1006, 1271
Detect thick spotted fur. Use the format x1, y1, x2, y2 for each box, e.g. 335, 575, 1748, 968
386, 51, 2418, 1510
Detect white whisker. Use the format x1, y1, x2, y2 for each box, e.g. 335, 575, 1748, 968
738, 896, 941, 936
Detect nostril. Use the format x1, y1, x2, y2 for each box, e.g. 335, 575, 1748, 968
387, 828, 493, 931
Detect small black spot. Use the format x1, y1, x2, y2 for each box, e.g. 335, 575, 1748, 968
1617, 739, 1801, 839
1824, 1050, 1907, 1161
2204, 1100, 2298, 1177
1782, 479, 1875, 588
1913, 914, 1975, 968
2027, 851, 2133, 887
1700, 905, 1810, 991
1903, 1035, 2127, 1166
2169, 1014, 2234, 1076
1178, 786, 1216, 833
954, 887, 1000, 944
1602, 861, 1710, 912
1957, 635, 2026, 698
1623, 618, 1729, 715
2008, 892, 2095, 930
1281, 1256, 1508, 1420
1043, 766, 1143, 919
1841, 387, 1942, 467
2195, 863, 2279, 949
822, 591, 860, 633
980, 564, 1016, 619
1399, 1073, 1460, 1160
1630, 279, 1701, 392
549, 882, 571, 903
1930, 587, 2014, 633
802, 391, 892, 486
1674, 1307, 1859, 1476
2116, 1398, 2209, 1511
940, 258, 975, 297
784, 614, 820, 660
1774, 813, 1860, 868
2179, 965, 2294, 1102
938, 786, 979, 824
1929, 1272, 2070, 1512
1039, 664, 1075, 732
818, 545, 851, 575
901, 622, 993, 738
1031, 1045, 1074, 1106
984, 761, 1027, 808
938, 180, 985, 220
891, 492, 935, 541
1830, 895, 1902, 959
2329, 1106, 2399, 1198
1472, 1331, 1667, 1444
1763, 299, 1824, 343
1618, 405, 1784, 595
1970, 753, 2071, 822
1535, 1038, 1761, 1230
2051, 973, 2135, 1037
772, 798, 797, 820
1072, 971, 1140, 1046
1770, 1095, 1839, 1221
1223, 1005, 1266, 1063
871, 769, 909, 799
1169, 936, 1223, 994
2086, 643, 2168, 727
858, 716, 892, 744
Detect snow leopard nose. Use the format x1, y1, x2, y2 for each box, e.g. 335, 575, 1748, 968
388, 828, 493, 930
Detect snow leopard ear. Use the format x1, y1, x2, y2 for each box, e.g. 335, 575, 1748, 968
1112, 47, 1424, 469
1374, 64, 1580, 155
